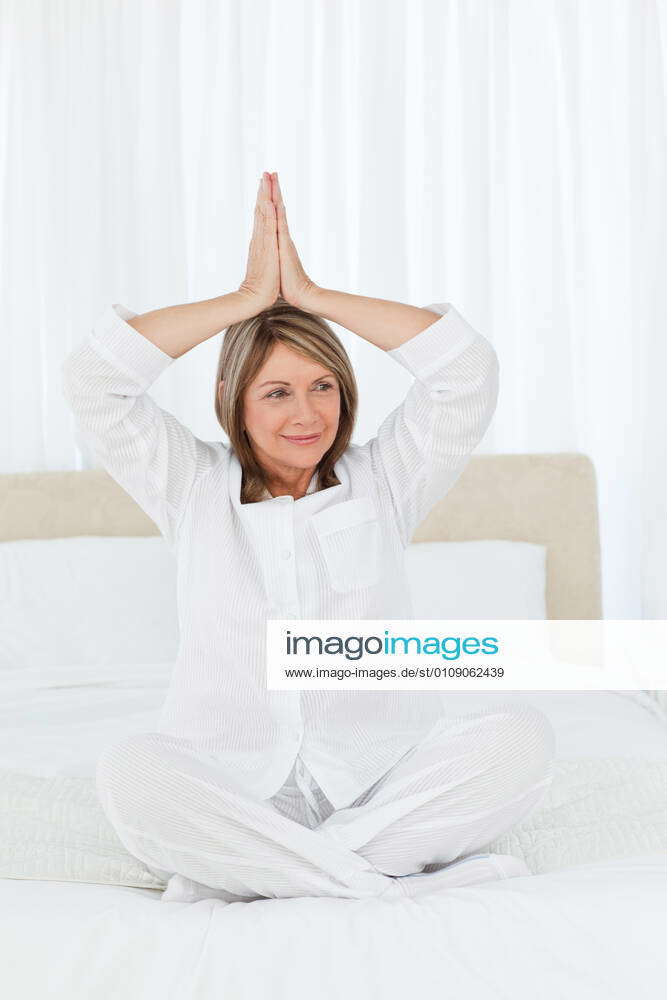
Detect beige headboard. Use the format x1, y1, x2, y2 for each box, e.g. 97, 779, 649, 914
0, 452, 601, 620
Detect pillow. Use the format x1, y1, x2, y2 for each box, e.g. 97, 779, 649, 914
405, 539, 547, 619
0, 769, 163, 890
0, 537, 179, 669
0, 536, 545, 672
481, 756, 667, 873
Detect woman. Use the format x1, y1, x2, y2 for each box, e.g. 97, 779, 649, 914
62, 172, 555, 905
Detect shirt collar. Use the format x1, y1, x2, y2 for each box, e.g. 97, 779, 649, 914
228, 449, 348, 524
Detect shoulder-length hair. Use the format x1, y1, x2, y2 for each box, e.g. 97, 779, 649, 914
214, 296, 358, 504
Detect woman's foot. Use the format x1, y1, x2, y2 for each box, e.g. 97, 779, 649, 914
161, 873, 262, 904
388, 853, 531, 899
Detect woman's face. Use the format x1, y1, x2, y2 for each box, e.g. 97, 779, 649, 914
241, 341, 341, 471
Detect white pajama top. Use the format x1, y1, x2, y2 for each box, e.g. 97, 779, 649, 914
61, 300, 499, 809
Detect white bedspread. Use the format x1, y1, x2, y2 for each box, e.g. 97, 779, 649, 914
1, 663, 666, 999
2, 855, 666, 999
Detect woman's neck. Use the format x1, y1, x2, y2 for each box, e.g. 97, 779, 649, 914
264, 468, 315, 499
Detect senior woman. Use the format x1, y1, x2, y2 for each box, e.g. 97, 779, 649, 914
62, 171, 555, 905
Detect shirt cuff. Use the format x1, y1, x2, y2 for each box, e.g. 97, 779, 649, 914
88, 303, 175, 387
386, 302, 481, 380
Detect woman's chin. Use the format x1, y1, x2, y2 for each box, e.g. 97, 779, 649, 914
279, 452, 326, 469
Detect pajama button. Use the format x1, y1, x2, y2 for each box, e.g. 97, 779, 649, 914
281, 549, 292, 560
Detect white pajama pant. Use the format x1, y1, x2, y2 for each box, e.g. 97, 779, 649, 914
95, 702, 555, 903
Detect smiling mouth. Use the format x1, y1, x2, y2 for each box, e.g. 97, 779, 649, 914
281, 433, 322, 444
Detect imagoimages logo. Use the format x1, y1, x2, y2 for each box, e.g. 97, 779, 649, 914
283, 628, 500, 661
265, 618, 667, 691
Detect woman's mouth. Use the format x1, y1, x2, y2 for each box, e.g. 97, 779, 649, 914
281, 433, 322, 445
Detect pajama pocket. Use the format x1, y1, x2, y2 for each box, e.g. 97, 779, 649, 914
310, 496, 382, 593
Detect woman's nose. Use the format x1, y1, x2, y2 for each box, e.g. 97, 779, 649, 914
291, 393, 320, 420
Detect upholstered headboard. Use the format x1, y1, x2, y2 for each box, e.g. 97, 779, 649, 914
0, 452, 602, 620
411, 453, 602, 620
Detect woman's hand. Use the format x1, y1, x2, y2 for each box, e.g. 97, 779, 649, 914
271, 173, 320, 311
237, 173, 280, 313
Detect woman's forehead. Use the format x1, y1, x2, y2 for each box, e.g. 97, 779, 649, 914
252, 341, 334, 383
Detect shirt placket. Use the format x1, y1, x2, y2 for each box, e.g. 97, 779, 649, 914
267, 498, 300, 620
261, 500, 303, 747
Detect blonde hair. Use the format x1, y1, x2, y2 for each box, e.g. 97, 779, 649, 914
214, 296, 358, 504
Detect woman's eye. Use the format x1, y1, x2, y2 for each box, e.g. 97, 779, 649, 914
267, 382, 334, 399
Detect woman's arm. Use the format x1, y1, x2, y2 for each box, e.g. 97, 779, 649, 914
127, 173, 280, 359
124, 289, 266, 360
300, 286, 442, 352
354, 302, 500, 549
61, 302, 224, 549
267, 174, 497, 545
270, 173, 439, 347
61, 288, 264, 547
61, 175, 280, 548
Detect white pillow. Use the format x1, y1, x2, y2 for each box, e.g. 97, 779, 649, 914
0, 537, 179, 669
405, 539, 547, 619
0, 536, 545, 671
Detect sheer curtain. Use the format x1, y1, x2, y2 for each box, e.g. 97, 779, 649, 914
0, 0, 665, 619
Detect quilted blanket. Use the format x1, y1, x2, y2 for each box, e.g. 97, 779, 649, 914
0, 770, 163, 889
1, 757, 666, 889
484, 756, 667, 871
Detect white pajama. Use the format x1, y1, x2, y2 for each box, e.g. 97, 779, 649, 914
96, 701, 555, 902
62, 299, 501, 812
62, 297, 524, 902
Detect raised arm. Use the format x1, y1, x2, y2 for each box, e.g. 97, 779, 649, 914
61, 173, 281, 547
126, 173, 280, 358
270, 171, 445, 347
360, 300, 499, 549
301, 291, 499, 550
61, 301, 228, 549
268, 174, 499, 548
297, 286, 444, 350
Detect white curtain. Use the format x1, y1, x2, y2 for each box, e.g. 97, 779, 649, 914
1, 0, 665, 619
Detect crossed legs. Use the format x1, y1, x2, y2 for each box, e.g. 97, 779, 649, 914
95, 702, 555, 901
319, 702, 556, 876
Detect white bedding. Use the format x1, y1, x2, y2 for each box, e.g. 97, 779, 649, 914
1, 664, 666, 776
1, 663, 666, 999
2, 855, 666, 999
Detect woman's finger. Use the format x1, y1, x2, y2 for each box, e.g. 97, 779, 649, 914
278, 197, 287, 231
273, 174, 287, 227
256, 176, 266, 212
256, 175, 269, 219
260, 174, 277, 223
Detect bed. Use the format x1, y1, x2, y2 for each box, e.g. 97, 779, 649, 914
1, 452, 666, 999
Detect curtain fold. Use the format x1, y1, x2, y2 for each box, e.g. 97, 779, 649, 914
0, 0, 664, 618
